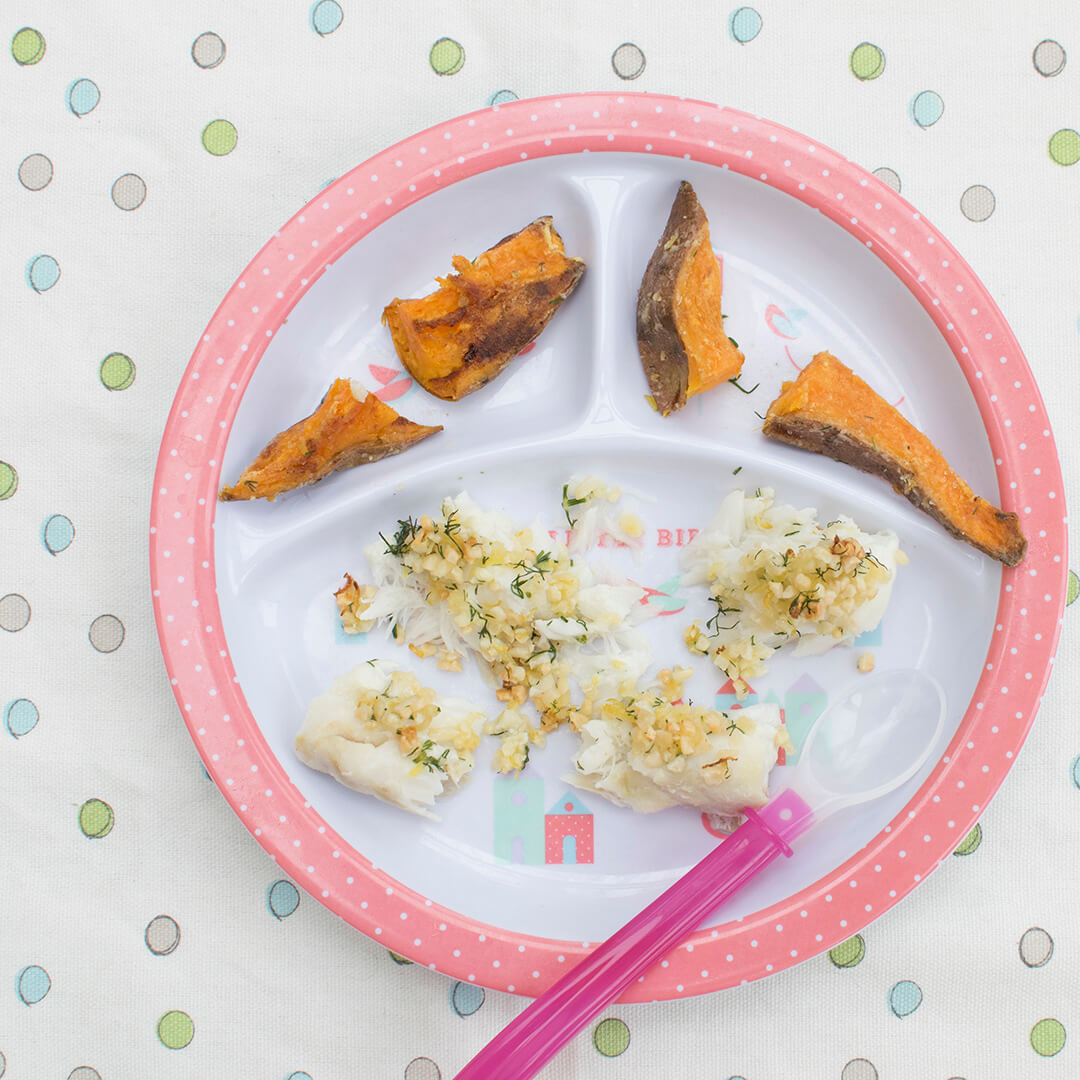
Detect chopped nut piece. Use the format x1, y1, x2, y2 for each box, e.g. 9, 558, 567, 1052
857, 652, 876, 673
335, 574, 377, 634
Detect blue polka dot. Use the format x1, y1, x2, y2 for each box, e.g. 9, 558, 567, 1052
1071, 753, 1080, 788
488, 89, 518, 106
27, 255, 60, 293
16, 965, 51, 1005
286, 1073, 314, 1080
911, 91, 944, 128
450, 980, 485, 1017
729, 7, 762, 43
42, 514, 75, 555
889, 979, 923, 1017
5, 699, 39, 738
267, 879, 300, 919
311, 1, 343, 35
68, 78, 101, 117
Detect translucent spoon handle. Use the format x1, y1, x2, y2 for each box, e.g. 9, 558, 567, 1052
453, 789, 813, 1080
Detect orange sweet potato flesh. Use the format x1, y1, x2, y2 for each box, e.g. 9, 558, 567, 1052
637, 181, 745, 415
382, 217, 585, 401
218, 379, 442, 502
763, 352, 1027, 566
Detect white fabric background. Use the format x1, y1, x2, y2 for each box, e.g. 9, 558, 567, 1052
2, 2, 1077, 1077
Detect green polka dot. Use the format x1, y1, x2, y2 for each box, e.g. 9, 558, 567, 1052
0, 462, 17, 500
157, 1010, 194, 1049
1049, 129, 1080, 166
202, 119, 237, 156
100, 352, 135, 391
11, 27, 45, 65
1067, 570, 1078, 605
1030, 1018, 1066, 1057
429, 37, 464, 75
953, 822, 981, 856
829, 934, 865, 968
850, 42, 885, 80
78, 798, 114, 838
388, 950, 413, 965
593, 1017, 630, 1057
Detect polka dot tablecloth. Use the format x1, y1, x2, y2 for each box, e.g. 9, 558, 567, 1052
2, 4, 1077, 1078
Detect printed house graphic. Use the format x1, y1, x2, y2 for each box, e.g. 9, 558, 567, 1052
544, 792, 594, 865
783, 672, 828, 763
493, 777, 595, 865
715, 677, 758, 711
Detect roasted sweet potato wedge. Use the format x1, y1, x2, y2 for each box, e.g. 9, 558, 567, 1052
382, 217, 585, 401
218, 379, 441, 502
763, 352, 1027, 566
637, 181, 745, 416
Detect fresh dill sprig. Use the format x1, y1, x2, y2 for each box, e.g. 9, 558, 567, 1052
409, 740, 450, 773
380, 516, 418, 556
728, 374, 760, 395
561, 484, 588, 528
510, 551, 554, 599
706, 596, 741, 635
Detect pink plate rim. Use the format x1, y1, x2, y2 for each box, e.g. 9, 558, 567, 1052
149, 91, 1067, 1001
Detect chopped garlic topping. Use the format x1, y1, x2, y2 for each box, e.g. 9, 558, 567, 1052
294, 660, 485, 819
682, 488, 901, 698
335, 573, 377, 634
358, 493, 651, 771
570, 671, 790, 814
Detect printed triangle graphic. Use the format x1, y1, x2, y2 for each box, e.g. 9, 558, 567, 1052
547, 791, 591, 816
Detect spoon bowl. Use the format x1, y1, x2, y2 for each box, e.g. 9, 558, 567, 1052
783, 668, 947, 818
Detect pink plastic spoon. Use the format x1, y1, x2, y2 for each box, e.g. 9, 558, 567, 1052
454, 668, 946, 1080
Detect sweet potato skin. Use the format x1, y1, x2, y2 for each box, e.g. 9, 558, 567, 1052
218, 379, 441, 502
637, 181, 744, 416
382, 217, 585, 401
763, 353, 1027, 566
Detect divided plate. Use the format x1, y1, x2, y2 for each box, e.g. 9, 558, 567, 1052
150, 93, 1066, 1001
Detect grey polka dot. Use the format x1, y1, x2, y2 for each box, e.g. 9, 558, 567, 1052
111, 174, 146, 211
404, 1058, 441, 1080
1033, 39, 1066, 77
191, 31, 226, 69
872, 167, 901, 194
611, 42, 646, 80
1019, 927, 1053, 967
960, 184, 995, 222
841, 1060, 878, 1080
68, 1069, 102, 1080
89, 614, 125, 653
0, 594, 31, 633
145, 915, 181, 956
18, 153, 53, 191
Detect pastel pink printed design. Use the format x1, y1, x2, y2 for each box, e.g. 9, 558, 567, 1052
368, 363, 414, 402
544, 793, 594, 865
150, 92, 1066, 1001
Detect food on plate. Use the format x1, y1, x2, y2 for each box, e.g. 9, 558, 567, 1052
352, 491, 652, 771
382, 217, 585, 401
763, 351, 1027, 566
636, 180, 745, 416
294, 660, 485, 819
561, 473, 647, 556
218, 379, 441, 502
682, 488, 901, 698
857, 652, 876, 674
570, 667, 789, 814
335, 573, 377, 634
